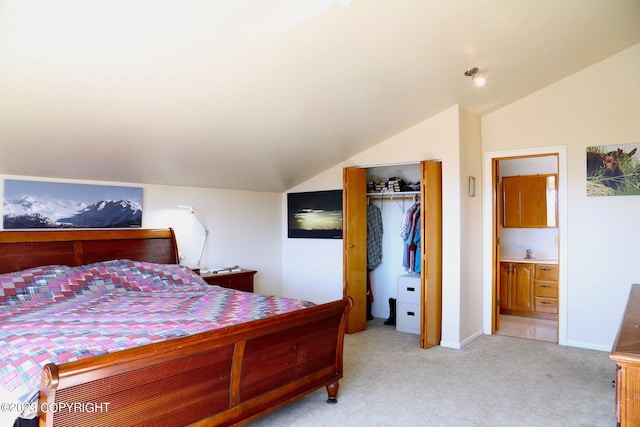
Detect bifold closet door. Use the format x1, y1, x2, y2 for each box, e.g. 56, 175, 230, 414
420, 160, 442, 349
342, 167, 367, 333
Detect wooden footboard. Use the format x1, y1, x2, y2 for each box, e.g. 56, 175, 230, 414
38, 297, 352, 427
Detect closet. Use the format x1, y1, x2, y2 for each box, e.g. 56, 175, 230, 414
343, 160, 442, 349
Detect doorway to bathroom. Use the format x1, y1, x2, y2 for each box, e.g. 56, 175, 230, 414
483, 146, 567, 345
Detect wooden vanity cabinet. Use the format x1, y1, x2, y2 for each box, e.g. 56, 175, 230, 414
534, 264, 559, 317
500, 262, 534, 314
501, 262, 559, 318
502, 174, 557, 228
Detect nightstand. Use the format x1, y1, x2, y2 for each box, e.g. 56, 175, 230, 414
200, 269, 257, 292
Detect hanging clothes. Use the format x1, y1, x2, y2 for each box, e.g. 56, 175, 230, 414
400, 202, 421, 273
366, 203, 383, 321
413, 215, 421, 274
367, 204, 383, 270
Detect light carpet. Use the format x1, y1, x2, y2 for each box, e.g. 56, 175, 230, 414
248, 318, 615, 426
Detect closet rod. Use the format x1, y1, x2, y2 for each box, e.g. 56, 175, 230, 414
366, 191, 420, 201
367, 192, 420, 212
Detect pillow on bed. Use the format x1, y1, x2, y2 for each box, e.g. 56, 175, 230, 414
84, 259, 208, 292
0, 260, 206, 305
0, 265, 85, 304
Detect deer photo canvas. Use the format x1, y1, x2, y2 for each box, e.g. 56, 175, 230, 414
586, 143, 640, 196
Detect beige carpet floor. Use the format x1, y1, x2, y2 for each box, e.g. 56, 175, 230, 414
248, 318, 616, 426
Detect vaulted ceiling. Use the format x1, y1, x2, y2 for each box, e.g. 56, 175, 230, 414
1, 0, 639, 192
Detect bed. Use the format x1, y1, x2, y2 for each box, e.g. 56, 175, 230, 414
0, 228, 352, 427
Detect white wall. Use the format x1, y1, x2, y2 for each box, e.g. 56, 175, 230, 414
458, 107, 483, 346
283, 105, 471, 348
481, 43, 640, 350
280, 170, 345, 303
0, 174, 284, 296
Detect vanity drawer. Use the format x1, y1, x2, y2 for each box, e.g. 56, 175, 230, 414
535, 264, 558, 280
535, 297, 558, 314
535, 280, 558, 298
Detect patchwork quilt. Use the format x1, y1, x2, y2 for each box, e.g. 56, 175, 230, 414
0, 260, 314, 408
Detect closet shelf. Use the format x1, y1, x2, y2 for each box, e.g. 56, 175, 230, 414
366, 191, 420, 200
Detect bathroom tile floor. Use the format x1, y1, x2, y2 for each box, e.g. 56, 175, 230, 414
496, 314, 558, 343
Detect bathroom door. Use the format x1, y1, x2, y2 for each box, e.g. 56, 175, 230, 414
493, 159, 502, 333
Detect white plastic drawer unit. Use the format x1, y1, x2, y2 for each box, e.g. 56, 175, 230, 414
397, 275, 420, 304
396, 274, 420, 334
396, 302, 420, 333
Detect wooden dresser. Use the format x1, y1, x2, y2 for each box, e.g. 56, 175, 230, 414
610, 284, 640, 426
200, 269, 257, 292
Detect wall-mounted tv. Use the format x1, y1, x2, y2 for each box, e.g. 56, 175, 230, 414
287, 190, 343, 239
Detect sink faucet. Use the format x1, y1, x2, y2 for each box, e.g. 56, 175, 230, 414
525, 249, 534, 259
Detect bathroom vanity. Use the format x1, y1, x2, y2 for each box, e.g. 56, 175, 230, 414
499, 257, 558, 319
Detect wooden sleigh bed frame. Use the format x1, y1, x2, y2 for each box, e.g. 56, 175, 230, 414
0, 228, 352, 427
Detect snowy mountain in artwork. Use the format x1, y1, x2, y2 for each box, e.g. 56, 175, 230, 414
3, 195, 86, 221
3, 197, 142, 229
57, 200, 142, 228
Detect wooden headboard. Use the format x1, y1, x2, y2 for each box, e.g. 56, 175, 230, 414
0, 228, 179, 274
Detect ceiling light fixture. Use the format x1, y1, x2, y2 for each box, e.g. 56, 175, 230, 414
464, 67, 485, 87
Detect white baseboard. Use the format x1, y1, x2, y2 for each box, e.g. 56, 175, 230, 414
440, 329, 484, 349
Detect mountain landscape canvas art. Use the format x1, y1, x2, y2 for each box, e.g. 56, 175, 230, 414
2, 179, 142, 229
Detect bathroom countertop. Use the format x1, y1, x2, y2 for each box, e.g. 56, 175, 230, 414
500, 252, 558, 264
500, 257, 558, 265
